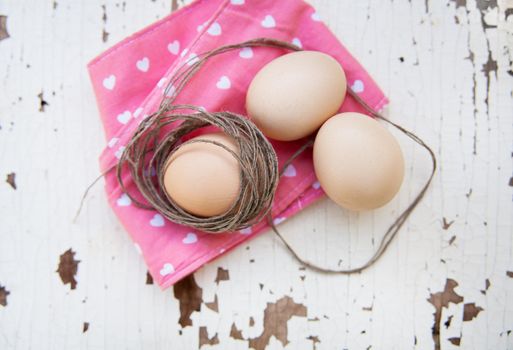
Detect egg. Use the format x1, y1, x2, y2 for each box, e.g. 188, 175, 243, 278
313, 113, 405, 211
163, 133, 240, 217
246, 51, 346, 141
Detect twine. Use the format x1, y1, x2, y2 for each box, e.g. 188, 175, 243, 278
78, 38, 436, 274
269, 88, 437, 274
117, 39, 299, 233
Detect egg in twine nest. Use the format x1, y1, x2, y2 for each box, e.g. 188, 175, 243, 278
111, 38, 436, 274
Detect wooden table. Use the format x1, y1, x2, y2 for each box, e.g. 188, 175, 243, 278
0, 0, 512, 349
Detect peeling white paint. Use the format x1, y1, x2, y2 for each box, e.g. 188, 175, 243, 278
0, 0, 511, 349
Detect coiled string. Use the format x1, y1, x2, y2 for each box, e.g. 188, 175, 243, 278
117, 39, 300, 233
81, 38, 436, 273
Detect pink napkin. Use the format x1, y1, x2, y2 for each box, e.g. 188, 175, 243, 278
87, 0, 388, 289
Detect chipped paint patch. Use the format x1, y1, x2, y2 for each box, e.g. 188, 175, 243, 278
171, 0, 179, 11
442, 217, 455, 230
307, 335, 320, 349
230, 323, 244, 340
448, 337, 461, 345
0, 284, 10, 306
199, 327, 219, 347
0, 15, 9, 41
101, 5, 109, 42
38, 91, 49, 112
205, 295, 218, 312
248, 296, 307, 350
481, 51, 498, 111
450, 0, 466, 9
146, 271, 153, 285
215, 267, 229, 284
173, 274, 202, 328
6, 172, 16, 189
56, 249, 80, 290
427, 279, 463, 350
463, 303, 483, 321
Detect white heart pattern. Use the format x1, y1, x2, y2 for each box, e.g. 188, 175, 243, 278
207, 22, 222, 36
168, 40, 180, 55
239, 47, 253, 59
216, 76, 231, 89
292, 38, 302, 48
107, 137, 119, 148
351, 80, 365, 93
311, 12, 321, 21
312, 181, 321, 190
136, 57, 150, 72
231, 0, 244, 4
186, 53, 199, 66
116, 193, 131, 207
197, 22, 206, 32
182, 232, 198, 244
159, 263, 175, 276
115, 146, 125, 159
150, 213, 165, 227
283, 164, 297, 177
103, 75, 116, 90
117, 110, 131, 124
239, 227, 252, 235
133, 107, 143, 118
261, 15, 276, 28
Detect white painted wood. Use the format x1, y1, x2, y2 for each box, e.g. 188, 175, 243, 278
0, 0, 511, 349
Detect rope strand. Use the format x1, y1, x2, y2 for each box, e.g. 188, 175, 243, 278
268, 88, 437, 274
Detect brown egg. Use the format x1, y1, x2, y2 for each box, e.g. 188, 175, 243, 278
163, 133, 240, 217
246, 51, 346, 141
313, 113, 405, 211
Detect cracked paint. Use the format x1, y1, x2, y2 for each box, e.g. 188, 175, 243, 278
146, 271, 153, 285
214, 267, 229, 284
427, 279, 463, 350
463, 303, 483, 321
205, 295, 218, 312
38, 91, 49, 112
199, 327, 219, 348
307, 335, 320, 349
0, 284, 9, 306
248, 296, 307, 350
448, 337, 461, 345
442, 217, 455, 230
171, 0, 179, 11
6, 172, 16, 189
481, 51, 498, 112
173, 274, 202, 328
101, 5, 109, 42
230, 323, 244, 340
56, 249, 80, 290
0, 15, 8, 41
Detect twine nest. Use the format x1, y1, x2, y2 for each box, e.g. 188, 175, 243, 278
117, 105, 279, 233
